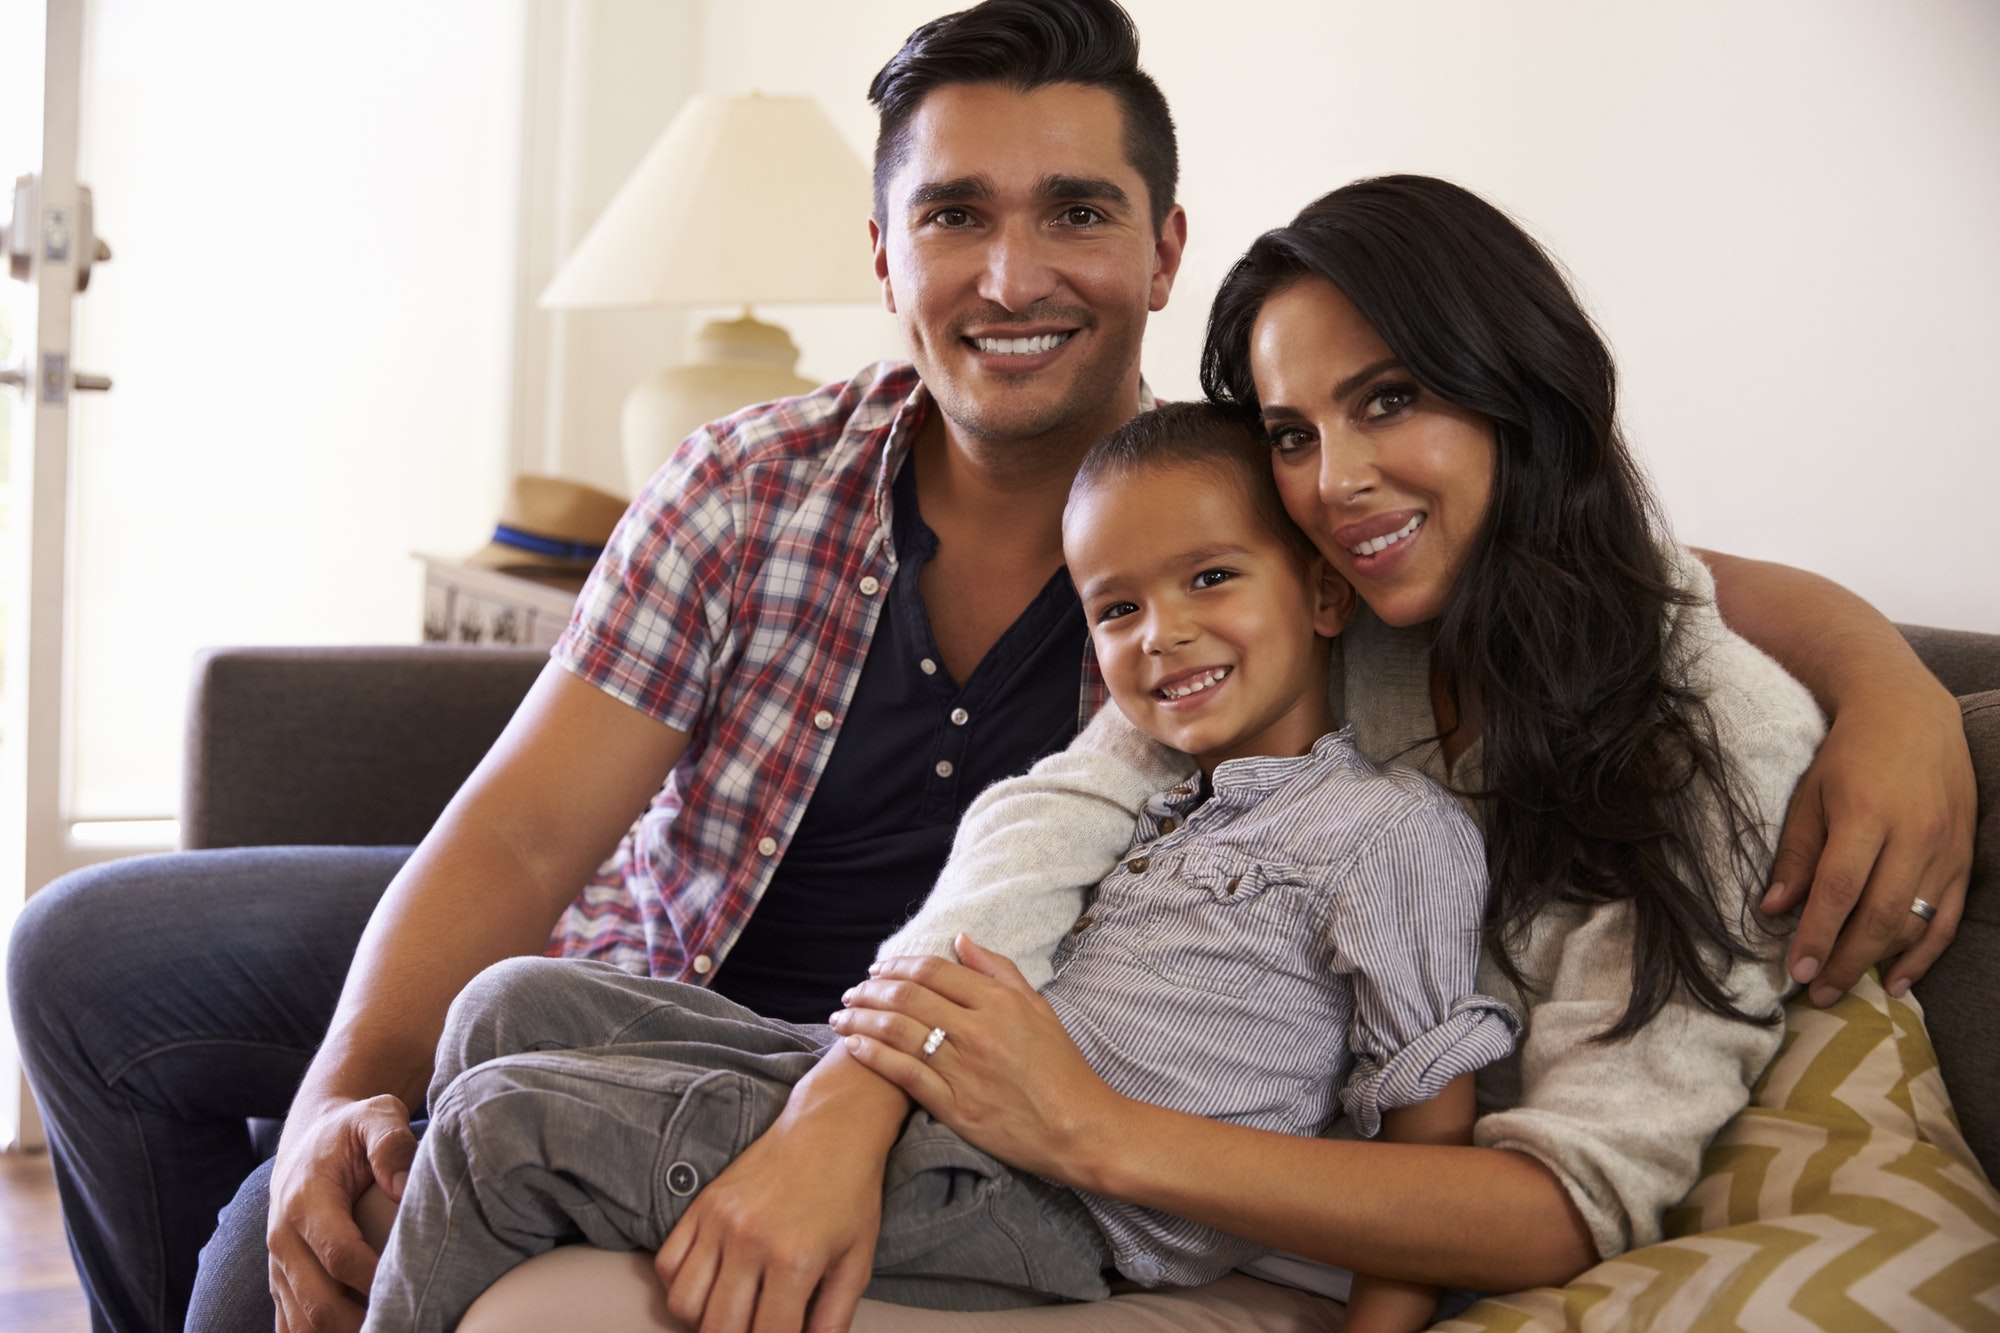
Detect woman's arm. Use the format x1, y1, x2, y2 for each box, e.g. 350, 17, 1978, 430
1696, 549, 1973, 1002
834, 941, 1597, 1293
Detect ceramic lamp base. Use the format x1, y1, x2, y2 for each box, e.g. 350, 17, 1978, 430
620, 312, 818, 494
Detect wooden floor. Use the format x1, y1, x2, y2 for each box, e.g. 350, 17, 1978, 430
1, 1150, 90, 1332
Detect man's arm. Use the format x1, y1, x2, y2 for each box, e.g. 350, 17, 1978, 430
268, 663, 690, 1333
1696, 550, 1974, 1003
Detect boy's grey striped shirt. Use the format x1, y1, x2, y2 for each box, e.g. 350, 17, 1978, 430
1040, 726, 1519, 1287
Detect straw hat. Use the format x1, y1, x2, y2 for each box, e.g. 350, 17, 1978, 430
464, 475, 630, 575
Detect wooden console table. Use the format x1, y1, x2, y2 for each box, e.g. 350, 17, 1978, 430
419, 555, 585, 649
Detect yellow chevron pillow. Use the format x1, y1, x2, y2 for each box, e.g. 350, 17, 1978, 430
1435, 973, 2000, 1332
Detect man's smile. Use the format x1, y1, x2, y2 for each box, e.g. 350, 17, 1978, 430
969, 331, 1076, 355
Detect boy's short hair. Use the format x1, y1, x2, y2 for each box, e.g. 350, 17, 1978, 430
1069, 401, 1318, 563
867, 0, 1178, 231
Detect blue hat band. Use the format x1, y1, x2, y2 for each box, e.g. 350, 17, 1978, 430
492, 524, 605, 562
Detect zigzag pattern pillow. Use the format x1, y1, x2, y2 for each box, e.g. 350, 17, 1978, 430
1435, 974, 2000, 1332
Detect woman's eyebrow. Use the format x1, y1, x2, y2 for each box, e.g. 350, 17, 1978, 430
1332, 358, 1406, 403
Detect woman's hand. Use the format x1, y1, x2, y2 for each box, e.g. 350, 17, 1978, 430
1759, 682, 1973, 1006
831, 935, 1126, 1187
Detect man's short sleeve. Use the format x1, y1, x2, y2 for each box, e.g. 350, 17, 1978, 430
554, 429, 738, 734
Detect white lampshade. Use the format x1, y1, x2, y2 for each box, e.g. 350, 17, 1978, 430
539, 92, 880, 309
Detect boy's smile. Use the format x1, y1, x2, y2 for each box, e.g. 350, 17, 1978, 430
1065, 462, 1349, 773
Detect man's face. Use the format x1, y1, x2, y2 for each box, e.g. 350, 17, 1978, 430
871, 82, 1186, 449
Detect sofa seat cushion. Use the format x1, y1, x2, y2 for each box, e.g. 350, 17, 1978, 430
1437, 973, 2000, 1331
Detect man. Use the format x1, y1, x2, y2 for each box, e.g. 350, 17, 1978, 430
8, 2, 1972, 1331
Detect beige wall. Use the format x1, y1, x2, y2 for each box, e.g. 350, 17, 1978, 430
655, 0, 2000, 629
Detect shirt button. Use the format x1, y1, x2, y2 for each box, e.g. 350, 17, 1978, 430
812, 709, 834, 730
859, 576, 881, 595
1126, 856, 1150, 874
949, 707, 969, 726
757, 836, 778, 856
919, 657, 938, 675
1159, 818, 1177, 835
691, 954, 713, 975
1072, 915, 1094, 935
665, 1160, 701, 1196
934, 760, 954, 778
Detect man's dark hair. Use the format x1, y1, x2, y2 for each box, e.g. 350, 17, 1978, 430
867, 0, 1178, 231
1069, 401, 1315, 564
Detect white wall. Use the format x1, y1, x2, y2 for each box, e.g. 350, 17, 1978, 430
512, 0, 704, 494
691, 0, 2000, 631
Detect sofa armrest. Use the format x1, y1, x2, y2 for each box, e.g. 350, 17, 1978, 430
182, 645, 547, 850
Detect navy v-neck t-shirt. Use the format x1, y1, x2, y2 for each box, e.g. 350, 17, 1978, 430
709, 454, 1088, 1024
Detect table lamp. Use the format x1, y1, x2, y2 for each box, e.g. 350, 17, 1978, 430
539, 93, 880, 493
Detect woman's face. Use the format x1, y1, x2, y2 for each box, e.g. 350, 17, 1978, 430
1249, 277, 1498, 628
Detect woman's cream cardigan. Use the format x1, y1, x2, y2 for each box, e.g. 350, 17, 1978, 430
877, 552, 1826, 1260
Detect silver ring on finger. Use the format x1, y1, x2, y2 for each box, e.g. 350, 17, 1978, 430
922, 1026, 947, 1059
1910, 897, 1938, 923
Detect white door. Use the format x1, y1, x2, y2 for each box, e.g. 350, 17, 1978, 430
1, 0, 112, 1152
0, 0, 529, 1152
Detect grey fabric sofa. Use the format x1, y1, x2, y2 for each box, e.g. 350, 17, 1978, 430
181, 627, 2000, 1181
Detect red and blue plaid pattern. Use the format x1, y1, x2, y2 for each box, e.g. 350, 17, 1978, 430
548, 362, 1107, 979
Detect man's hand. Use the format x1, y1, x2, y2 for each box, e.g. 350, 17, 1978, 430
1697, 548, 1975, 1005
1760, 683, 1974, 1006
267, 1094, 417, 1333
654, 1092, 888, 1333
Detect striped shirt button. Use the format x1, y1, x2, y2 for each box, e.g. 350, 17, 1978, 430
859, 576, 881, 595
934, 760, 954, 778
1126, 856, 1150, 873
1159, 818, 1177, 834
691, 954, 713, 975
1072, 915, 1094, 935
812, 709, 835, 730
757, 836, 778, 856
949, 707, 969, 726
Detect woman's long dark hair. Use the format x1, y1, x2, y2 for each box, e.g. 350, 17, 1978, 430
1202, 175, 1775, 1040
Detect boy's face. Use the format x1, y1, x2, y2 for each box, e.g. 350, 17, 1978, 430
1065, 462, 1350, 774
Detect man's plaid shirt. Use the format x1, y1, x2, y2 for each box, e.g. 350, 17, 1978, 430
549, 361, 1108, 980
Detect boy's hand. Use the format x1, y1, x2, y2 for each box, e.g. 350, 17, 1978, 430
655, 1051, 901, 1333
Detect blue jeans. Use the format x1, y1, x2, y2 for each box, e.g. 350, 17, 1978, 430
7, 845, 412, 1333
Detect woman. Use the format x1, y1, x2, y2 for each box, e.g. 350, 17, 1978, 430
830, 175, 1829, 1299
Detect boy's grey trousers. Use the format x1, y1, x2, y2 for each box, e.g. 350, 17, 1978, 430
360, 958, 1113, 1333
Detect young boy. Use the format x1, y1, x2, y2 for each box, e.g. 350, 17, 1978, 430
361, 403, 1516, 1333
